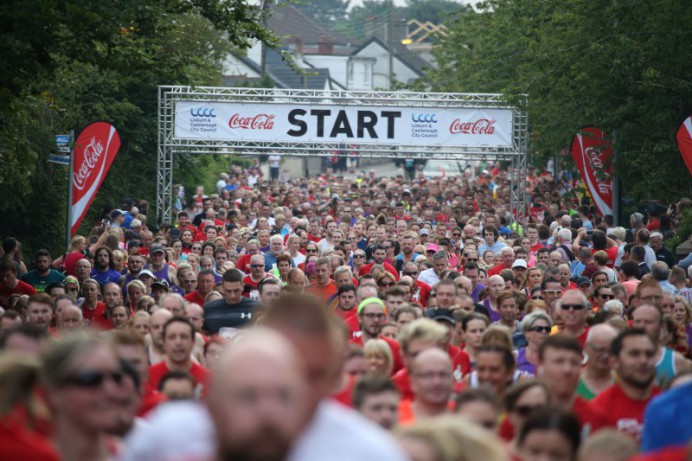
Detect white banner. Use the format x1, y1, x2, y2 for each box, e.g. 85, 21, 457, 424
174, 102, 514, 148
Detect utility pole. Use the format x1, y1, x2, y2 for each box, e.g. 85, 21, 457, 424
386, 0, 393, 89
261, 0, 270, 76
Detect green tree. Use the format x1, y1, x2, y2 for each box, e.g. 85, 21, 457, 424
295, 0, 349, 25
0, 0, 276, 254
401, 0, 464, 24
425, 0, 692, 202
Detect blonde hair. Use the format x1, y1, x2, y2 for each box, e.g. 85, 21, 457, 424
577, 429, 638, 461
364, 339, 393, 376
481, 325, 513, 350
397, 318, 448, 354
69, 235, 86, 252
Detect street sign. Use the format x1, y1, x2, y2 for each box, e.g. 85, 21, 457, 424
48, 154, 70, 165
55, 134, 71, 146
58, 146, 71, 153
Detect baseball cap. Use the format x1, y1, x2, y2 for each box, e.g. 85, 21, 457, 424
576, 276, 591, 287
150, 244, 165, 254
512, 259, 528, 269
152, 278, 170, 289
426, 308, 455, 325
139, 269, 156, 279
419, 229, 430, 236
426, 243, 439, 253
110, 209, 124, 220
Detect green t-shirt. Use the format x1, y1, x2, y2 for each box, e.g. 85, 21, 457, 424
21, 270, 65, 293
576, 378, 596, 400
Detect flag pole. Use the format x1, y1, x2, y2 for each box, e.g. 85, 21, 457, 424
66, 130, 74, 248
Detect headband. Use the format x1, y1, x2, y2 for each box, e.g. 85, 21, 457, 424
357, 297, 386, 315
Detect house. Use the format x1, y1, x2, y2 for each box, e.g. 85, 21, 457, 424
222, 4, 427, 91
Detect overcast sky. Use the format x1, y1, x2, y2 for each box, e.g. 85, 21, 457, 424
347, 0, 478, 8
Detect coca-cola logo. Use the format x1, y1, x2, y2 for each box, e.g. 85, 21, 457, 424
585, 147, 612, 195
73, 137, 105, 191
449, 118, 496, 135
229, 114, 275, 130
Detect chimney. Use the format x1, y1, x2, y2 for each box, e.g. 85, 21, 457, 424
318, 34, 333, 55
286, 35, 304, 56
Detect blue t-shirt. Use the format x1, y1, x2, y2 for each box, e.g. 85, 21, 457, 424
90, 268, 123, 286
641, 381, 692, 452
20, 270, 65, 293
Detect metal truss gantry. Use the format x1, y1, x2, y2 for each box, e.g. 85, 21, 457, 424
157, 86, 529, 224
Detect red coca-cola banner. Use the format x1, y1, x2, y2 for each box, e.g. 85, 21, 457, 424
675, 116, 692, 177
570, 127, 613, 216
71, 122, 121, 237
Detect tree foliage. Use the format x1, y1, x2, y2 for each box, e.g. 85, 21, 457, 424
295, 0, 349, 26
424, 0, 692, 202
0, 0, 275, 254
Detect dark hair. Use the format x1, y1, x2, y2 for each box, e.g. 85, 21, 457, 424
620, 260, 640, 278
158, 370, 195, 392
518, 407, 581, 456
538, 334, 583, 361
541, 277, 561, 290
262, 293, 332, 336
0, 258, 17, 274
34, 249, 51, 260
0, 324, 49, 350
630, 245, 646, 262
483, 225, 499, 239
503, 380, 549, 412
592, 230, 607, 250
222, 268, 244, 283
476, 344, 515, 370
455, 387, 500, 412
162, 316, 195, 340
258, 277, 281, 295
198, 269, 216, 279
352, 375, 398, 409
462, 313, 490, 331
610, 328, 652, 357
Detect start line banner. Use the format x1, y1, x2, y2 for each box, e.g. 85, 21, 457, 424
174, 102, 514, 148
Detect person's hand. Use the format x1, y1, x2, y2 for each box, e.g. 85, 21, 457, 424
577, 227, 587, 236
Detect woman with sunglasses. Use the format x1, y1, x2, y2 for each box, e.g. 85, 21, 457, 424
376, 272, 397, 295
6, 335, 125, 461
351, 250, 367, 274
503, 381, 551, 452
516, 311, 553, 376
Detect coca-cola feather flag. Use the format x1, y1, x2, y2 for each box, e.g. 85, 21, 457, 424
71, 122, 121, 237
675, 116, 692, 177
570, 127, 613, 216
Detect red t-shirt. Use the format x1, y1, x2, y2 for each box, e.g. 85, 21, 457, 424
81, 302, 107, 326
0, 419, 60, 461
63, 251, 85, 277
184, 291, 207, 306
589, 383, 660, 441
411, 280, 431, 308
236, 254, 252, 273
591, 246, 618, 266
242, 275, 264, 300
487, 263, 511, 277
137, 387, 168, 417
330, 374, 357, 408
572, 395, 610, 436
307, 233, 322, 243
0, 280, 37, 306
90, 312, 115, 331
392, 368, 414, 401
306, 280, 338, 302
350, 334, 403, 374
147, 361, 212, 397
358, 262, 400, 281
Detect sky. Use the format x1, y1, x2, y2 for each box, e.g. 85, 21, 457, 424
347, 0, 478, 8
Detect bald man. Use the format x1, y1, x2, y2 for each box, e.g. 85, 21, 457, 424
57, 304, 83, 332
208, 329, 312, 461
400, 348, 453, 424
119, 329, 312, 461
147, 308, 173, 365
578, 323, 619, 400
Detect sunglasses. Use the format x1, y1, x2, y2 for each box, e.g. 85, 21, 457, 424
562, 303, 586, 311
515, 404, 544, 418
599, 294, 614, 300
379, 282, 394, 288
354, 254, 365, 259
544, 289, 562, 295
65, 369, 124, 388
528, 326, 551, 333
403, 271, 417, 277
306, 249, 318, 253
531, 295, 544, 300
453, 233, 461, 237
466, 258, 478, 262
250, 264, 265, 269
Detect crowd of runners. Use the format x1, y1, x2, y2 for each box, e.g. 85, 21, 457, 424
1, 159, 691, 461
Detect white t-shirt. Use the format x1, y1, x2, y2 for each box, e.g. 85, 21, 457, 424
417, 267, 440, 286
269, 155, 281, 168
289, 400, 409, 461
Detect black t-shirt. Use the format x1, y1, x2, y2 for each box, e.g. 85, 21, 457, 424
202, 297, 259, 334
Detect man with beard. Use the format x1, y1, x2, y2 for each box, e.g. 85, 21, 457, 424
21, 249, 65, 292
358, 245, 399, 281
589, 329, 659, 441
394, 232, 419, 273
147, 317, 211, 397
89, 247, 121, 287
350, 297, 403, 373
118, 329, 312, 461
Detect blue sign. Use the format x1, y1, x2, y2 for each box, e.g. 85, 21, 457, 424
55, 134, 71, 146
48, 154, 70, 165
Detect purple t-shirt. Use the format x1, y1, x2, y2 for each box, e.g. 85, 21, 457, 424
516, 348, 536, 376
